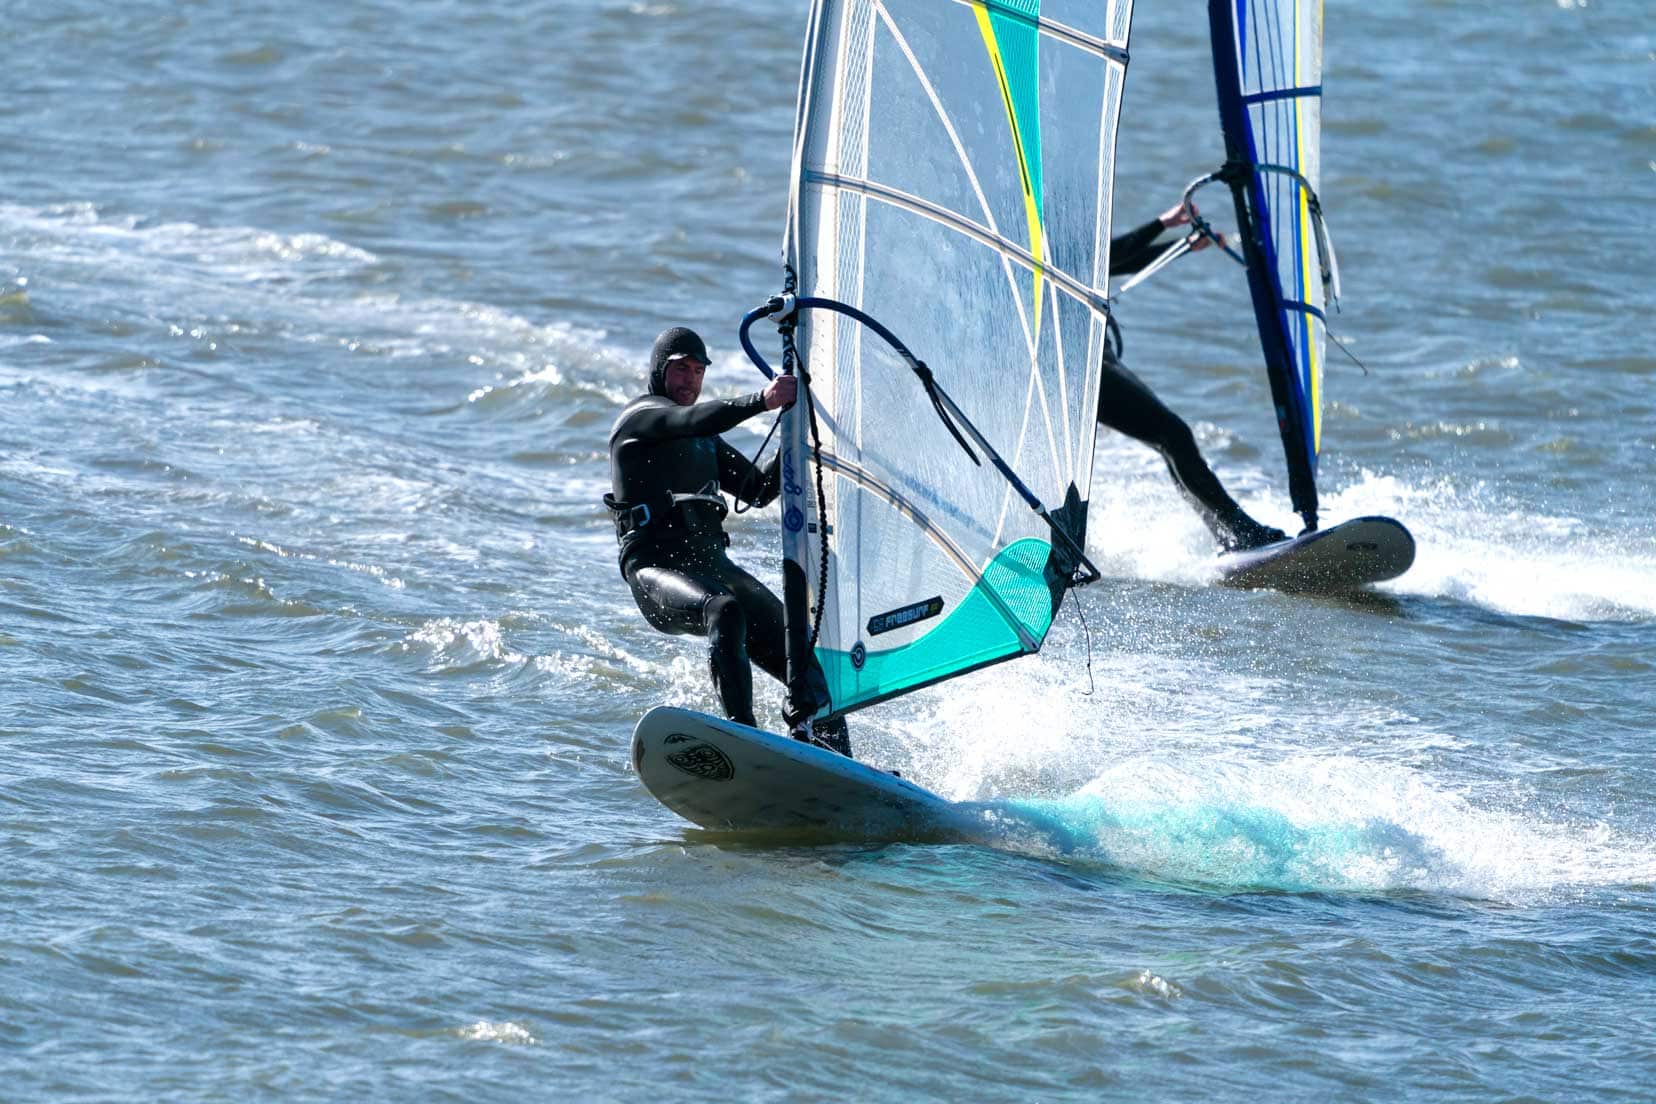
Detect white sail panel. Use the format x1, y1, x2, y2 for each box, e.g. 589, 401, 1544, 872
782, 0, 1133, 713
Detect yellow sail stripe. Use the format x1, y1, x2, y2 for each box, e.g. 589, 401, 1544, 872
972, 2, 1045, 339
1296, 0, 1322, 454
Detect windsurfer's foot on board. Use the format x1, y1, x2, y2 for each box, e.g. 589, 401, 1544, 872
791, 714, 851, 757
1105, 204, 1289, 554
605, 327, 853, 757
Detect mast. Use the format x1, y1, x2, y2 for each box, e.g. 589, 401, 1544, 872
778, 1, 834, 724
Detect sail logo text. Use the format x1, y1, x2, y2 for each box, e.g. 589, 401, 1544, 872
782, 450, 803, 498
867, 596, 944, 637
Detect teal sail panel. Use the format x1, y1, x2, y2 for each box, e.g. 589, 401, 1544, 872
778, 0, 1135, 715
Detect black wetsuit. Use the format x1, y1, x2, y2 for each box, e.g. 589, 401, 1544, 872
607, 391, 831, 729
1101, 218, 1285, 550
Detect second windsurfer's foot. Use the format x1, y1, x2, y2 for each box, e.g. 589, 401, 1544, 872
1220, 522, 1289, 553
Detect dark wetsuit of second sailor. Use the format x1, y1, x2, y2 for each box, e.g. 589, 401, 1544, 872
606, 327, 850, 756
1101, 207, 1288, 552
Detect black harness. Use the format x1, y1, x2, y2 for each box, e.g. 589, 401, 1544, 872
603, 486, 730, 546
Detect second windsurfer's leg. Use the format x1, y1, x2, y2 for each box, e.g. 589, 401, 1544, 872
1096, 350, 1284, 550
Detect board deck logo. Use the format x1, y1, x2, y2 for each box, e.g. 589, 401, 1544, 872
867, 596, 944, 637
663, 736, 734, 781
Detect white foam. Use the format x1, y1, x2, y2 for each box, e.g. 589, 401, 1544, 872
0, 200, 628, 399
405, 618, 524, 665
866, 640, 1651, 902
0, 201, 378, 284
1328, 470, 1656, 619
1000, 753, 1656, 904
453, 1020, 537, 1046
1085, 425, 1656, 621
1086, 429, 1285, 589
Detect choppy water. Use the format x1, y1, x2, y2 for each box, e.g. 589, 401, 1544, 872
4, 1, 1655, 1100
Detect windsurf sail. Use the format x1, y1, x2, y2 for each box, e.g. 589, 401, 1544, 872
1205, 0, 1341, 531
744, 0, 1135, 719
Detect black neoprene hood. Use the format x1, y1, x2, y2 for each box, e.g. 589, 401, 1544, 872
648, 327, 712, 396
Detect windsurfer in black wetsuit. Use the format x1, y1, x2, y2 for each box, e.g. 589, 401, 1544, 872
605, 326, 851, 757
1102, 203, 1287, 552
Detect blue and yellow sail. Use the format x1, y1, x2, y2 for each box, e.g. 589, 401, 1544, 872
1209, 0, 1328, 528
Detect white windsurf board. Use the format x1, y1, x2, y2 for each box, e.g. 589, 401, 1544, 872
1216, 515, 1415, 593
632, 705, 958, 836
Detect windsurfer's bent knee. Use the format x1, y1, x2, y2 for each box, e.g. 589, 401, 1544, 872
604, 326, 851, 755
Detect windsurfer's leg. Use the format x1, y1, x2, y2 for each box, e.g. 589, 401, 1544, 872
625, 562, 758, 726
1096, 349, 1285, 550
624, 563, 708, 634
718, 561, 813, 715
720, 560, 850, 755
702, 594, 756, 727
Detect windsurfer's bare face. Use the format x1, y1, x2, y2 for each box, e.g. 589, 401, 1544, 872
663, 357, 706, 406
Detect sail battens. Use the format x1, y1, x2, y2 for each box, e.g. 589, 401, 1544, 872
868, 6, 1041, 365
802, 169, 1113, 318
1240, 83, 1321, 105
814, 450, 985, 582
1280, 298, 1327, 322
772, 0, 1132, 715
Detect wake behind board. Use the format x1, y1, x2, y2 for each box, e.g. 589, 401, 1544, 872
632, 706, 958, 836
1216, 515, 1415, 594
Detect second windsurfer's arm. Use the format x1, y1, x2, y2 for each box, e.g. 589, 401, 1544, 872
1109, 217, 1176, 277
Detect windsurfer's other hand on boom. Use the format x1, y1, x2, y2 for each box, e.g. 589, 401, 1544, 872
1185, 228, 1224, 253
762, 375, 797, 410
1160, 200, 1224, 253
